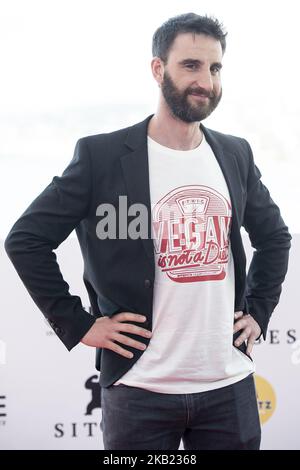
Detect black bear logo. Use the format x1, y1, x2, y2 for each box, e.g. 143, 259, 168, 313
85, 375, 101, 415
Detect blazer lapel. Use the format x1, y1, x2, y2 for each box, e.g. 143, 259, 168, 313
200, 124, 243, 225
120, 115, 155, 272
201, 124, 246, 294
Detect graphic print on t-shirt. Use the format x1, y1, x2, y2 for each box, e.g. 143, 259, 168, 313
152, 185, 232, 283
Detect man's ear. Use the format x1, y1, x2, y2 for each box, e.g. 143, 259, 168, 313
151, 57, 164, 86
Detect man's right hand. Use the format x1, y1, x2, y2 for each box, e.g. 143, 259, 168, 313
81, 312, 152, 359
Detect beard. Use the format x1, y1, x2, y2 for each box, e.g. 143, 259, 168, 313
161, 71, 222, 123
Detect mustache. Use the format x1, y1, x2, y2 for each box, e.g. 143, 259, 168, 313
187, 87, 215, 99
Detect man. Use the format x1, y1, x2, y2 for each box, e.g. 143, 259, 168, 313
5, 13, 291, 450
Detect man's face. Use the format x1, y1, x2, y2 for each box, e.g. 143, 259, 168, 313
160, 33, 223, 122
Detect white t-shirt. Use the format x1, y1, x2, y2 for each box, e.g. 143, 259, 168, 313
114, 133, 255, 393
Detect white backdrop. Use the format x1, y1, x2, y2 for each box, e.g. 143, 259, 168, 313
0, 234, 299, 450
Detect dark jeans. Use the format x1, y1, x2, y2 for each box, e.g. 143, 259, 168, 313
100, 373, 261, 450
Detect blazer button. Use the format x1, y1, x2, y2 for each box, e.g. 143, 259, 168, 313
55, 326, 64, 335
144, 279, 151, 288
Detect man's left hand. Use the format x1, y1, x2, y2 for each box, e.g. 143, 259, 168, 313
233, 311, 261, 355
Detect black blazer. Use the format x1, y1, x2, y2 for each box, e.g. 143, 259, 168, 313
4, 114, 291, 388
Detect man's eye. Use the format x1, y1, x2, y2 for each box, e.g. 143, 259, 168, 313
186, 64, 197, 70
211, 67, 221, 74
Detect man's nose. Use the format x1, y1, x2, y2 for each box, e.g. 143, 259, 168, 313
195, 72, 214, 94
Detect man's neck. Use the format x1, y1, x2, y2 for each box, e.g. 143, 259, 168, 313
147, 105, 203, 151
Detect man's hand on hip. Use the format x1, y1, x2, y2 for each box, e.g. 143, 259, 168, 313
233, 311, 261, 355
81, 312, 152, 359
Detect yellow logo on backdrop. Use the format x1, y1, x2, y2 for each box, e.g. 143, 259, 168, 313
254, 374, 276, 424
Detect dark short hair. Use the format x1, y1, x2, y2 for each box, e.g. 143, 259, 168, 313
152, 13, 227, 63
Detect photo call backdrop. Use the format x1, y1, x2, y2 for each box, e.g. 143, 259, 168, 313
1, 0, 300, 452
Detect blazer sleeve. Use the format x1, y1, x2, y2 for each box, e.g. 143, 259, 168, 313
4, 138, 96, 350
242, 139, 292, 340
